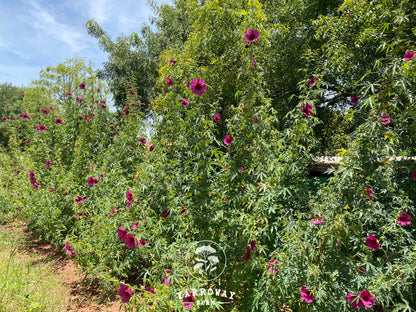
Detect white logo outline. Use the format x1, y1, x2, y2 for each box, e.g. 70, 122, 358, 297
186, 240, 227, 282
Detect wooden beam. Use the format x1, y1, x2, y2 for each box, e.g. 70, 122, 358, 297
307, 156, 416, 176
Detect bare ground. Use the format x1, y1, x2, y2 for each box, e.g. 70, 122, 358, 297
0, 221, 121, 312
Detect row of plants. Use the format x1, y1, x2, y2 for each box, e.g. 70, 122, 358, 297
1, 0, 416, 311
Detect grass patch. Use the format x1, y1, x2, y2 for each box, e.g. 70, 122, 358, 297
0, 220, 66, 312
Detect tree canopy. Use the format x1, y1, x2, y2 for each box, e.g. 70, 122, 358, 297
1, 0, 415, 311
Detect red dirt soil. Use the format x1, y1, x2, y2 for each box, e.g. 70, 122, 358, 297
3, 223, 121, 312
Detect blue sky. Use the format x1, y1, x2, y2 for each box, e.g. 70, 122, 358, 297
0, 0, 170, 87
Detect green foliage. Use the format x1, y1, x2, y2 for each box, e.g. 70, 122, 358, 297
1, 0, 416, 311
0, 83, 25, 150
0, 222, 66, 311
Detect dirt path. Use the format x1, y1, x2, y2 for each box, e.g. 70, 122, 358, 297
0, 221, 121, 312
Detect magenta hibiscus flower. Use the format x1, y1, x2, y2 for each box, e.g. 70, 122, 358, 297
381, 115, 390, 125
359, 290, 375, 308
21, 113, 31, 119
302, 103, 313, 117
44, 161, 51, 167
118, 284, 132, 303
309, 214, 324, 224
55, 118, 62, 125
63, 242, 72, 254
300, 286, 314, 303
77, 212, 83, 220
126, 190, 134, 202
118, 227, 127, 241
75, 196, 83, 203
181, 98, 189, 107
166, 77, 173, 87
182, 291, 195, 309
350, 95, 359, 104
109, 207, 119, 217
163, 269, 172, 285
139, 137, 146, 145
404, 50, 415, 61
268, 259, 278, 274
214, 114, 221, 122
149, 145, 154, 152
308, 77, 318, 86
63, 242, 76, 258
161, 210, 171, 218
244, 29, 260, 42
139, 239, 146, 246
79, 83, 86, 89
243, 247, 251, 260
124, 234, 137, 248
224, 135, 234, 146
397, 212, 411, 226
365, 235, 380, 250
190, 79, 207, 96
37, 124, 47, 132
346, 293, 363, 310
87, 176, 98, 186
364, 187, 374, 201
146, 286, 155, 294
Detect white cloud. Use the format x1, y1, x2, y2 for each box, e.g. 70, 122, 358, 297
0, 0, 171, 86
25, 0, 88, 54
86, 0, 112, 24
75, 0, 154, 38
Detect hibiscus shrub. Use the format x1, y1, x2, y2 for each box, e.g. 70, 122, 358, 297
1, 0, 416, 311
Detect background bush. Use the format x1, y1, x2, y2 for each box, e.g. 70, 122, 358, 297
1, 0, 416, 311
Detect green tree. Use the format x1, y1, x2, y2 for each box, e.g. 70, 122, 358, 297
85, 0, 191, 111
0, 83, 24, 150
121, 0, 416, 310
